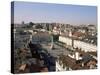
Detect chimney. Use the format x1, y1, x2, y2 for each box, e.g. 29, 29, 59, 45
30, 35, 32, 42
82, 62, 84, 67
75, 52, 79, 60
69, 31, 72, 37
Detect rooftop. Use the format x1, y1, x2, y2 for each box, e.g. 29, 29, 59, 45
58, 53, 97, 70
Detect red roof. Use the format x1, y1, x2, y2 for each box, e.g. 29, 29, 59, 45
73, 32, 85, 37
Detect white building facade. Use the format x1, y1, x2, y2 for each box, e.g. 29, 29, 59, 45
59, 36, 97, 52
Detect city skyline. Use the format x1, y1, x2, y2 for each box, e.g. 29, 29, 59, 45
13, 1, 97, 25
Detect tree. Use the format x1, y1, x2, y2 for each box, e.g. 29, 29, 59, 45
29, 22, 34, 27
52, 34, 59, 42
46, 24, 49, 31
22, 21, 24, 24
35, 24, 43, 29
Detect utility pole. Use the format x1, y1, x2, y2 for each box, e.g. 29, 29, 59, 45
49, 24, 54, 50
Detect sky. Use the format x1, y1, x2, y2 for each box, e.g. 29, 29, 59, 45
12, 1, 97, 25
